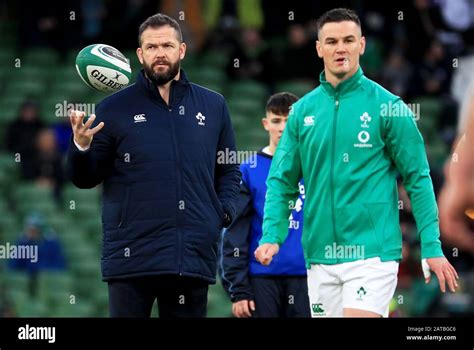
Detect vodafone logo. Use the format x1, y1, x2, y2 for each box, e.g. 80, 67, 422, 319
357, 131, 370, 143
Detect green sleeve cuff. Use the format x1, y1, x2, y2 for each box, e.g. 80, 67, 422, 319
259, 234, 281, 246
421, 241, 444, 259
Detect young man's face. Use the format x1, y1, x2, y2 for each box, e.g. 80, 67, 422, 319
262, 112, 289, 147
316, 21, 365, 79
136, 25, 186, 85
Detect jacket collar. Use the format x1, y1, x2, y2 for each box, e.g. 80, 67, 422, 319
137, 68, 190, 108
319, 66, 364, 96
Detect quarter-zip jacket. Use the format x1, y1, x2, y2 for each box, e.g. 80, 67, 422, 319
66, 69, 241, 282
261, 67, 444, 266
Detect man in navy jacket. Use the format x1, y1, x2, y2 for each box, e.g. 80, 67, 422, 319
66, 14, 240, 318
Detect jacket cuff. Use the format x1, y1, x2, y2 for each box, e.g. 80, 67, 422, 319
421, 241, 444, 259
231, 292, 254, 303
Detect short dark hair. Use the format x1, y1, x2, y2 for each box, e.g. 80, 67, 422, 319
266, 92, 299, 116
138, 13, 183, 46
316, 8, 361, 38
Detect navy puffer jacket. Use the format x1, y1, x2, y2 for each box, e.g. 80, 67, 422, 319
66, 69, 241, 283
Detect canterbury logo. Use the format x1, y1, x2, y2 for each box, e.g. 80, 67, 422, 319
134, 114, 147, 123
304, 116, 315, 126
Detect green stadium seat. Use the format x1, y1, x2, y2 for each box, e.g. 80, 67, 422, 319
15, 182, 54, 201
23, 47, 59, 67
4, 79, 45, 98
226, 80, 268, 103
49, 80, 90, 99
276, 80, 316, 98
5, 271, 31, 292
199, 50, 230, 68
37, 271, 74, 305
227, 98, 263, 120
189, 66, 226, 86
47, 215, 73, 233
0, 47, 16, 66
54, 297, 95, 317
8, 66, 49, 83
0, 95, 26, 123
8, 289, 30, 316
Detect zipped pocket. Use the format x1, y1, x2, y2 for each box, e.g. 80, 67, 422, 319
118, 187, 131, 228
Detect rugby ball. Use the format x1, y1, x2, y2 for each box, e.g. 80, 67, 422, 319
75, 44, 132, 92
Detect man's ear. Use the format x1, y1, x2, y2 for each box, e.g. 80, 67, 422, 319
359, 36, 366, 56
136, 47, 144, 65
262, 118, 269, 131
180, 42, 186, 60
316, 40, 323, 59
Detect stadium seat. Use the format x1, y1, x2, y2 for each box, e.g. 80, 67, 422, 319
3, 79, 45, 98
227, 98, 263, 120
51, 291, 95, 317
188, 66, 226, 86
276, 80, 316, 98
23, 47, 59, 67
199, 50, 230, 68
16, 299, 48, 317
226, 80, 268, 104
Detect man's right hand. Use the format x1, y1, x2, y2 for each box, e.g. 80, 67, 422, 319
69, 110, 105, 150
232, 299, 255, 318
254, 243, 279, 266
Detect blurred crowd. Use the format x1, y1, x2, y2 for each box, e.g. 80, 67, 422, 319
1, 0, 474, 316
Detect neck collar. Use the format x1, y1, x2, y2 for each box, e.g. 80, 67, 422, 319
319, 67, 364, 96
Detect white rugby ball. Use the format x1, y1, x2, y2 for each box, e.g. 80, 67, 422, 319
75, 44, 132, 92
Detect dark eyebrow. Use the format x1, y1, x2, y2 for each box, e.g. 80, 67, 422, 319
325, 35, 356, 42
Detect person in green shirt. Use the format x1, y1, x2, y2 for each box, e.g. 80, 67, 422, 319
255, 8, 458, 317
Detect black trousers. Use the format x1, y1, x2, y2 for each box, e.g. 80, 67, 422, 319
249, 276, 310, 318
108, 275, 209, 318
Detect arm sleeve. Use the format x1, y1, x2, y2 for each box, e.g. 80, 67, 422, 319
220, 175, 254, 302
215, 99, 242, 224
383, 98, 444, 258
65, 104, 115, 189
261, 107, 302, 246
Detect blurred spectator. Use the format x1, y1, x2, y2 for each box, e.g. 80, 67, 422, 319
5, 100, 44, 163
80, 0, 106, 41
277, 24, 321, 82
411, 40, 452, 97
52, 121, 73, 156
8, 213, 66, 295
16, 0, 82, 56
23, 129, 64, 202
380, 49, 414, 99
403, 0, 446, 64
161, 0, 206, 52
205, 0, 263, 32
226, 27, 274, 85
102, 0, 160, 49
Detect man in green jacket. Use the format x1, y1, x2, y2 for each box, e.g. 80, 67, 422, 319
255, 8, 458, 317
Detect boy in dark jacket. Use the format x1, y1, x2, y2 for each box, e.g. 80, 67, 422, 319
220, 93, 309, 317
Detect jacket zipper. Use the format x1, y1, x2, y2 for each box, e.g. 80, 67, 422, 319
168, 94, 184, 276
331, 92, 340, 262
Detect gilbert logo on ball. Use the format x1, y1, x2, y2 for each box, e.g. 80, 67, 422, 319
75, 44, 132, 92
